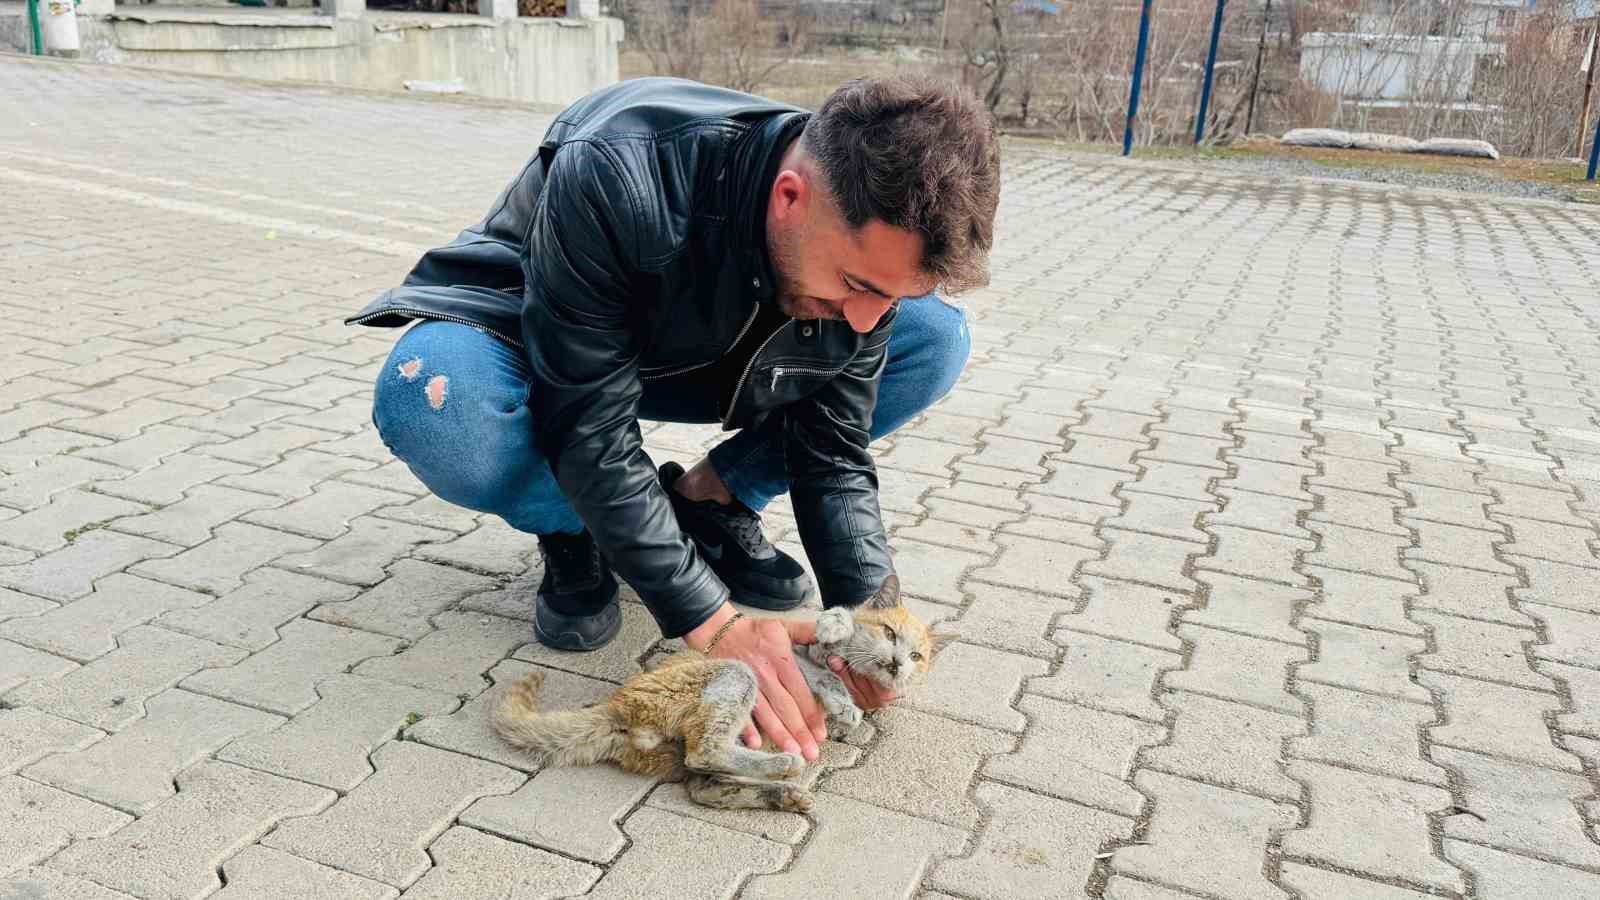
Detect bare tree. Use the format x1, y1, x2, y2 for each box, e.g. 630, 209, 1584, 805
620, 0, 811, 94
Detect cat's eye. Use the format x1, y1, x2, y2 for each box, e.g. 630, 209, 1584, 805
910, 651, 924, 661
883, 626, 897, 642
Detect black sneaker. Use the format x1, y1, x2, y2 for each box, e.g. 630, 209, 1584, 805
532, 530, 620, 651
659, 461, 813, 610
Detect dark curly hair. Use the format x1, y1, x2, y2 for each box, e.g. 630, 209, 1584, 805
802, 76, 1001, 295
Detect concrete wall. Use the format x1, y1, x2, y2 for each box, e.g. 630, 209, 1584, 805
1, 5, 621, 107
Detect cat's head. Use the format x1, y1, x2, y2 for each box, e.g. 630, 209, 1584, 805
839, 575, 957, 693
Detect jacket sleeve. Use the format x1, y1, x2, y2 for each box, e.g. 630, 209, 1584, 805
783, 306, 899, 607
520, 139, 730, 638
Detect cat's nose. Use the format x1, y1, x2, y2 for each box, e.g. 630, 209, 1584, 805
885, 660, 899, 676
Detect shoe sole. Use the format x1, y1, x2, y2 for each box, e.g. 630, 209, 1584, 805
533, 599, 622, 652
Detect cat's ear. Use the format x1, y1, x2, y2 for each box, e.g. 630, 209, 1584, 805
929, 629, 960, 656
864, 573, 901, 609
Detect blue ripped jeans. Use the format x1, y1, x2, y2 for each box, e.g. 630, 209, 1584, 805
371, 298, 971, 536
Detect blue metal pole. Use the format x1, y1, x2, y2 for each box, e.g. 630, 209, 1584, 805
1194, 0, 1226, 144
1589, 112, 1600, 181
1123, 0, 1155, 156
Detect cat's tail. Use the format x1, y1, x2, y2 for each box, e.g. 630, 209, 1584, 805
491, 671, 626, 767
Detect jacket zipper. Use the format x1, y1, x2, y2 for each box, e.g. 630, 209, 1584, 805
347, 308, 520, 347
639, 303, 762, 381
770, 364, 844, 390
723, 319, 791, 428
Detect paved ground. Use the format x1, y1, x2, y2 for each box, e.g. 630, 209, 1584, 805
3, 55, 1600, 900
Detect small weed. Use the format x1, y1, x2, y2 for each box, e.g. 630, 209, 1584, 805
62, 520, 114, 543
404, 712, 422, 727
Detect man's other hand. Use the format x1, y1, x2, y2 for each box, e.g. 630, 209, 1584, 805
827, 655, 897, 710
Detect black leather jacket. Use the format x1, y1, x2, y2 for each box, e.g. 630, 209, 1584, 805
347, 77, 895, 638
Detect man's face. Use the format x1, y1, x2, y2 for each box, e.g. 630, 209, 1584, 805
766, 166, 935, 333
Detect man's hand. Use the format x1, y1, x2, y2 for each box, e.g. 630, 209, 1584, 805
685, 604, 826, 761
827, 655, 897, 710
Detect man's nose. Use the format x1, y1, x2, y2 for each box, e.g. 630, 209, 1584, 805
843, 295, 895, 333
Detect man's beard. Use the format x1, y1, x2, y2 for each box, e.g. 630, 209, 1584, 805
767, 221, 839, 321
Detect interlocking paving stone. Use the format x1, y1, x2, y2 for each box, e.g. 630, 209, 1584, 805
0, 588, 56, 624
1146, 690, 1305, 800
931, 782, 1131, 899
112, 484, 284, 548
353, 610, 525, 697
263, 741, 523, 888
155, 567, 359, 650
1197, 524, 1314, 587
743, 792, 963, 900
582, 807, 788, 900
1297, 618, 1431, 704
46, 760, 334, 900
1187, 572, 1308, 646
213, 846, 399, 900
1434, 746, 1600, 869
23, 688, 281, 813
941, 581, 1074, 658
1444, 841, 1600, 900
181, 617, 402, 715
512, 600, 666, 683
1302, 566, 1423, 636
984, 693, 1161, 816
901, 642, 1048, 731
1280, 760, 1463, 892
217, 673, 457, 790
1082, 528, 1200, 593
1412, 610, 1549, 689
1290, 682, 1448, 785
1128, 460, 1220, 503
1206, 487, 1312, 538
130, 521, 318, 596
0, 456, 129, 511
308, 558, 497, 640
91, 451, 253, 506
0, 867, 140, 898
0, 489, 148, 554
888, 537, 990, 602
1404, 517, 1517, 573
1277, 861, 1440, 899
1487, 480, 1592, 527
412, 519, 537, 576
0, 708, 102, 776
1541, 660, 1600, 738
822, 706, 1013, 828
1407, 561, 1530, 626
1035, 629, 1180, 721
460, 762, 657, 863
0, 638, 78, 695
1515, 557, 1600, 615
0, 530, 177, 602
1419, 670, 1577, 770
1224, 457, 1316, 501
0, 573, 209, 662
0, 775, 131, 878
1112, 770, 1297, 900
1034, 460, 1130, 506
7, 625, 243, 731
1499, 517, 1599, 568
217, 449, 374, 499
275, 516, 453, 586
403, 826, 599, 900
1062, 576, 1187, 651
1106, 491, 1216, 544
1302, 521, 1414, 582
1165, 624, 1307, 715
1525, 602, 1600, 669
1102, 876, 1214, 900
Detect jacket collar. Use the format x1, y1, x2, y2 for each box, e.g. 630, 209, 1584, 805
725, 111, 810, 306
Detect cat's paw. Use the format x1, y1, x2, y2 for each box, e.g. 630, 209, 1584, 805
775, 752, 807, 780
772, 785, 815, 813
815, 606, 854, 645
832, 703, 864, 730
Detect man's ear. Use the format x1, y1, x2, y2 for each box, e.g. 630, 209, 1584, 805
865, 573, 901, 609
